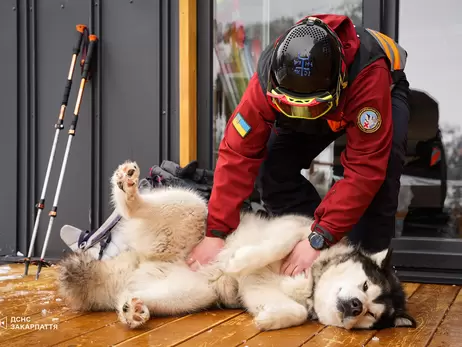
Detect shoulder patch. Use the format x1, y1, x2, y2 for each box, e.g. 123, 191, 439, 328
232, 113, 252, 138
357, 107, 382, 133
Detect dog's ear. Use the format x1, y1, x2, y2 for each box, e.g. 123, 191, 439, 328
394, 311, 417, 328
370, 248, 393, 269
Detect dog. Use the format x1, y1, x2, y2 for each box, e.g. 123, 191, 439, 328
57, 160, 416, 331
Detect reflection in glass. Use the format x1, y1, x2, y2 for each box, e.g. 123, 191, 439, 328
393, 0, 462, 239
212, 0, 363, 173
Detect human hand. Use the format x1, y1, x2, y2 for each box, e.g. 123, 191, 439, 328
186, 236, 225, 271
280, 239, 320, 277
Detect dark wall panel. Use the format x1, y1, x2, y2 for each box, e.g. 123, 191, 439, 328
0, 0, 179, 261
0, 0, 18, 255
99, 0, 162, 220
197, 0, 214, 169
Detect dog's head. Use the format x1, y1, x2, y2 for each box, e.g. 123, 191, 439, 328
312, 247, 416, 330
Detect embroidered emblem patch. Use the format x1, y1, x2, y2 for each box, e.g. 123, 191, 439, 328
357, 107, 382, 133
232, 113, 251, 138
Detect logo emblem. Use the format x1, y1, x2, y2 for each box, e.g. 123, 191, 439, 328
357, 107, 381, 133
293, 53, 313, 77
0, 317, 7, 329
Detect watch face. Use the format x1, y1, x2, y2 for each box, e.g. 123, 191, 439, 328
310, 233, 325, 249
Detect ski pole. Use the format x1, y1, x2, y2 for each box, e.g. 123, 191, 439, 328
23, 24, 88, 276
35, 34, 98, 280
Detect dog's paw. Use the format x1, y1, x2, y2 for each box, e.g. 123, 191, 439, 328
118, 297, 150, 329
225, 246, 258, 276
254, 305, 307, 331
254, 309, 282, 331
113, 161, 140, 193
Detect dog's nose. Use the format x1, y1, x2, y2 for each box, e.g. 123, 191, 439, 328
338, 298, 363, 317
349, 298, 363, 316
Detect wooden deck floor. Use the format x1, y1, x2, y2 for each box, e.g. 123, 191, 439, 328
0, 264, 461, 347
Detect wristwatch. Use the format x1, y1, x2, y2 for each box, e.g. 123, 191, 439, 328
308, 231, 328, 250
308, 224, 335, 250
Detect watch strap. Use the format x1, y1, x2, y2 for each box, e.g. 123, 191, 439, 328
312, 224, 336, 245
210, 229, 229, 240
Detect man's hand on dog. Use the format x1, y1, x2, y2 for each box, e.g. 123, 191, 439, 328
187, 236, 225, 271
280, 239, 320, 276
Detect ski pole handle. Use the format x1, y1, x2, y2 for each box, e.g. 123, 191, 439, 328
73, 24, 87, 55
81, 34, 98, 80
60, 24, 88, 124
70, 34, 98, 135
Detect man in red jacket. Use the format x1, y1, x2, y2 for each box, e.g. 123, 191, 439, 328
187, 14, 410, 276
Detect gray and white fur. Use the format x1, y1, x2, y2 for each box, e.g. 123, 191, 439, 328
57, 161, 416, 331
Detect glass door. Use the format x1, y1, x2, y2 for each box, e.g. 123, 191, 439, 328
387, 0, 462, 284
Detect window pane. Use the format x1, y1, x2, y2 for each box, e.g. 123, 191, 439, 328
396, 0, 462, 239
212, 0, 363, 181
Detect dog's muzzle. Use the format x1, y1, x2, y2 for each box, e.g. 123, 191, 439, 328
337, 297, 363, 318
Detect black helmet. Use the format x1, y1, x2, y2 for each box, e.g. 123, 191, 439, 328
267, 17, 347, 120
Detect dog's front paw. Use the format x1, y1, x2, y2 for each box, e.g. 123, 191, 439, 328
225, 246, 257, 276
118, 297, 150, 329
254, 304, 307, 331
113, 161, 140, 194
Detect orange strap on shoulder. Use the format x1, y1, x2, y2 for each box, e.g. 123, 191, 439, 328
327, 119, 347, 132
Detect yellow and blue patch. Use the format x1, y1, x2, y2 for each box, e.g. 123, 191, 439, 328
232, 113, 251, 138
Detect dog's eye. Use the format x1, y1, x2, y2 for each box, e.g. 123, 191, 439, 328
363, 281, 368, 291
367, 311, 375, 319
122, 303, 129, 312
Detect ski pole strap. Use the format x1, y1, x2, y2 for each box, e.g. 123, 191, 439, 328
98, 232, 112, 260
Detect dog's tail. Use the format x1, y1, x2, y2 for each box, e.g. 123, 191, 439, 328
56, 251, 138, 311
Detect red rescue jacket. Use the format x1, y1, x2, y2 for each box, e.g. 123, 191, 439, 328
206, 14, 407, 243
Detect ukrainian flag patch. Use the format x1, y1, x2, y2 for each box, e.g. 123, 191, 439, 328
232, 113, 251, 138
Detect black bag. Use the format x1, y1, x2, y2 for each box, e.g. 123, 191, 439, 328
144, 160, 266, 214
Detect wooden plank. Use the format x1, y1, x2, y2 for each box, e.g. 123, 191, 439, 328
364, 284, 459, 346
176, 312, 260, 347
4, 311, 119, 347
177, 283, 422, 347
301, 282, 422, 347
0, 284, 59, 317
0, 268, 56, 284
243, 323, 325, 347
179, 0, 197, 167
114, 309, 242, 346
427, 287, 462, 347
0, 304, 84, 342
53, 316, 181, 347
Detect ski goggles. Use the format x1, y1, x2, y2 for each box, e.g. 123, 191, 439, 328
267, 88, 336, 120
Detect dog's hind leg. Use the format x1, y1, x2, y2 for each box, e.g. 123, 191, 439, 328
110, 161, 143, 219
226, 217, 312, 276
239, 272, 308, 331
116, 263, 219, 329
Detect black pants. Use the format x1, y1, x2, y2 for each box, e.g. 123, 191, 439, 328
256, 81, 410, 253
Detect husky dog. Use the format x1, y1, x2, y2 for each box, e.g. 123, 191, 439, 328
57, 161, 416, 331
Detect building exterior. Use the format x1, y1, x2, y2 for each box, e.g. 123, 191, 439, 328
1, 0, 461, 283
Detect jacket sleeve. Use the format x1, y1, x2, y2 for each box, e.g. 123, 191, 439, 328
312, 61, 394, 243
206, 74, 275, 237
